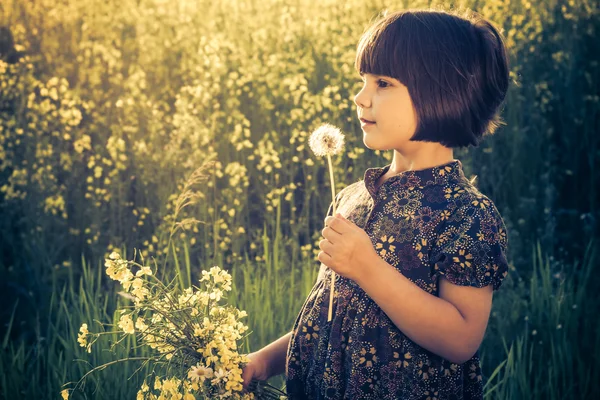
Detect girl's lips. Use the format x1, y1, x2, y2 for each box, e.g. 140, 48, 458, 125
360, 120, 376, 129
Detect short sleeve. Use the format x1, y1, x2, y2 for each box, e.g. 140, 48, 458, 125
429, 201, 509, 291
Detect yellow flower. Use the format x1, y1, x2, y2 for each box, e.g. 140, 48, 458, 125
136, 265, 152, 277
308, 123, 345, 157
118, 313, 135, 334
135, 317, 148, 332
77, 323, 89, 351
162, 378, 177, 393
61, 389, 69, 399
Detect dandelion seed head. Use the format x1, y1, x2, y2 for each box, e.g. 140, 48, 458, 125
308, 123, 345, 157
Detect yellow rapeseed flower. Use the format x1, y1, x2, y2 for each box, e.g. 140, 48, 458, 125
118, 313, 135, 334
77, 323, 90, 352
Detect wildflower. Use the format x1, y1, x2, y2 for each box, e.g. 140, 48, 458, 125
161, 378, 178, 393
118, 313, 135, 334
61, 389, 69, 399
193, 324, 204, 337
211, 367, 228, 385
209, 289, 223, 301
135, 317, 148, 332
67, 248, 287, 399
131, 278, 150, 301
188, 364, 214, 383
308, 123, 345, 157
136, 265, 152, 277
105, 253, 134, 289
77, 323, 89, 349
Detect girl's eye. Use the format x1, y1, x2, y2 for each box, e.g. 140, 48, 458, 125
357, 77, 390, 88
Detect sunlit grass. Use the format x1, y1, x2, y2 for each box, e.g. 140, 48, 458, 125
0, 0, 598, 398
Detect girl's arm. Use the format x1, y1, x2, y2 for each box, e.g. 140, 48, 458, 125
254, 331, 293, 378
356, 257, 493, 365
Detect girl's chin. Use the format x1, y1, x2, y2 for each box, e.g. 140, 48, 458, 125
362, 136, 381, 151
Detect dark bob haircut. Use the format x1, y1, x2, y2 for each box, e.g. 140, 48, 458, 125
355, 8, 510, 148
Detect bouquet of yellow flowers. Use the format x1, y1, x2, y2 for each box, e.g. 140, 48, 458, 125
61, 250, 286, 400
60, 162, 287, 399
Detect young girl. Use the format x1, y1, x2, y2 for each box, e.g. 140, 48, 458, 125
242, 7, 510, 400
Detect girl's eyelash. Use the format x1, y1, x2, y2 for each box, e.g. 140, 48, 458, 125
359, 78, 390, 88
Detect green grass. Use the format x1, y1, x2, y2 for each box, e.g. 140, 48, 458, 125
0, 0, 598, 398
1, 223, 598, 398
480, 240, 599, 399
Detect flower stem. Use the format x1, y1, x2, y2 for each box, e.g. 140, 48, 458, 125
326, 155, 337, 322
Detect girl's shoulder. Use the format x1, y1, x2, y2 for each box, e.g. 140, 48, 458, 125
454, 181, 505, 221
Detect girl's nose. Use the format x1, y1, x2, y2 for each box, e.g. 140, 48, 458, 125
354, 88, 371, 109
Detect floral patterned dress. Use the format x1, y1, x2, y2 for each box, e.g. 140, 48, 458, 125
285, 159, 509, 400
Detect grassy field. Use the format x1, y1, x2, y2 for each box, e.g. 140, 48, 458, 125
0, 0, 598, 398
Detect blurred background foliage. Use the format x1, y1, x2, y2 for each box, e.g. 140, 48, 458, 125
0, 0, 598, 398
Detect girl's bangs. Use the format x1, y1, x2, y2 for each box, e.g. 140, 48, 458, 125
354, 17, 410, 85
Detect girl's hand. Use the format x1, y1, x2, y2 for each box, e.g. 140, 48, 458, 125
241, 351, 271, 392
319, 213, 378, 282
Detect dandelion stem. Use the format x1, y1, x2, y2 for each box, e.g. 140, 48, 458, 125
326, 154, 337, 322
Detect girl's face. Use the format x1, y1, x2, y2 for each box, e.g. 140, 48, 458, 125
353, 73, 418, 150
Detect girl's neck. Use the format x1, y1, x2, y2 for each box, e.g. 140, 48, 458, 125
388, 146, 454, 174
